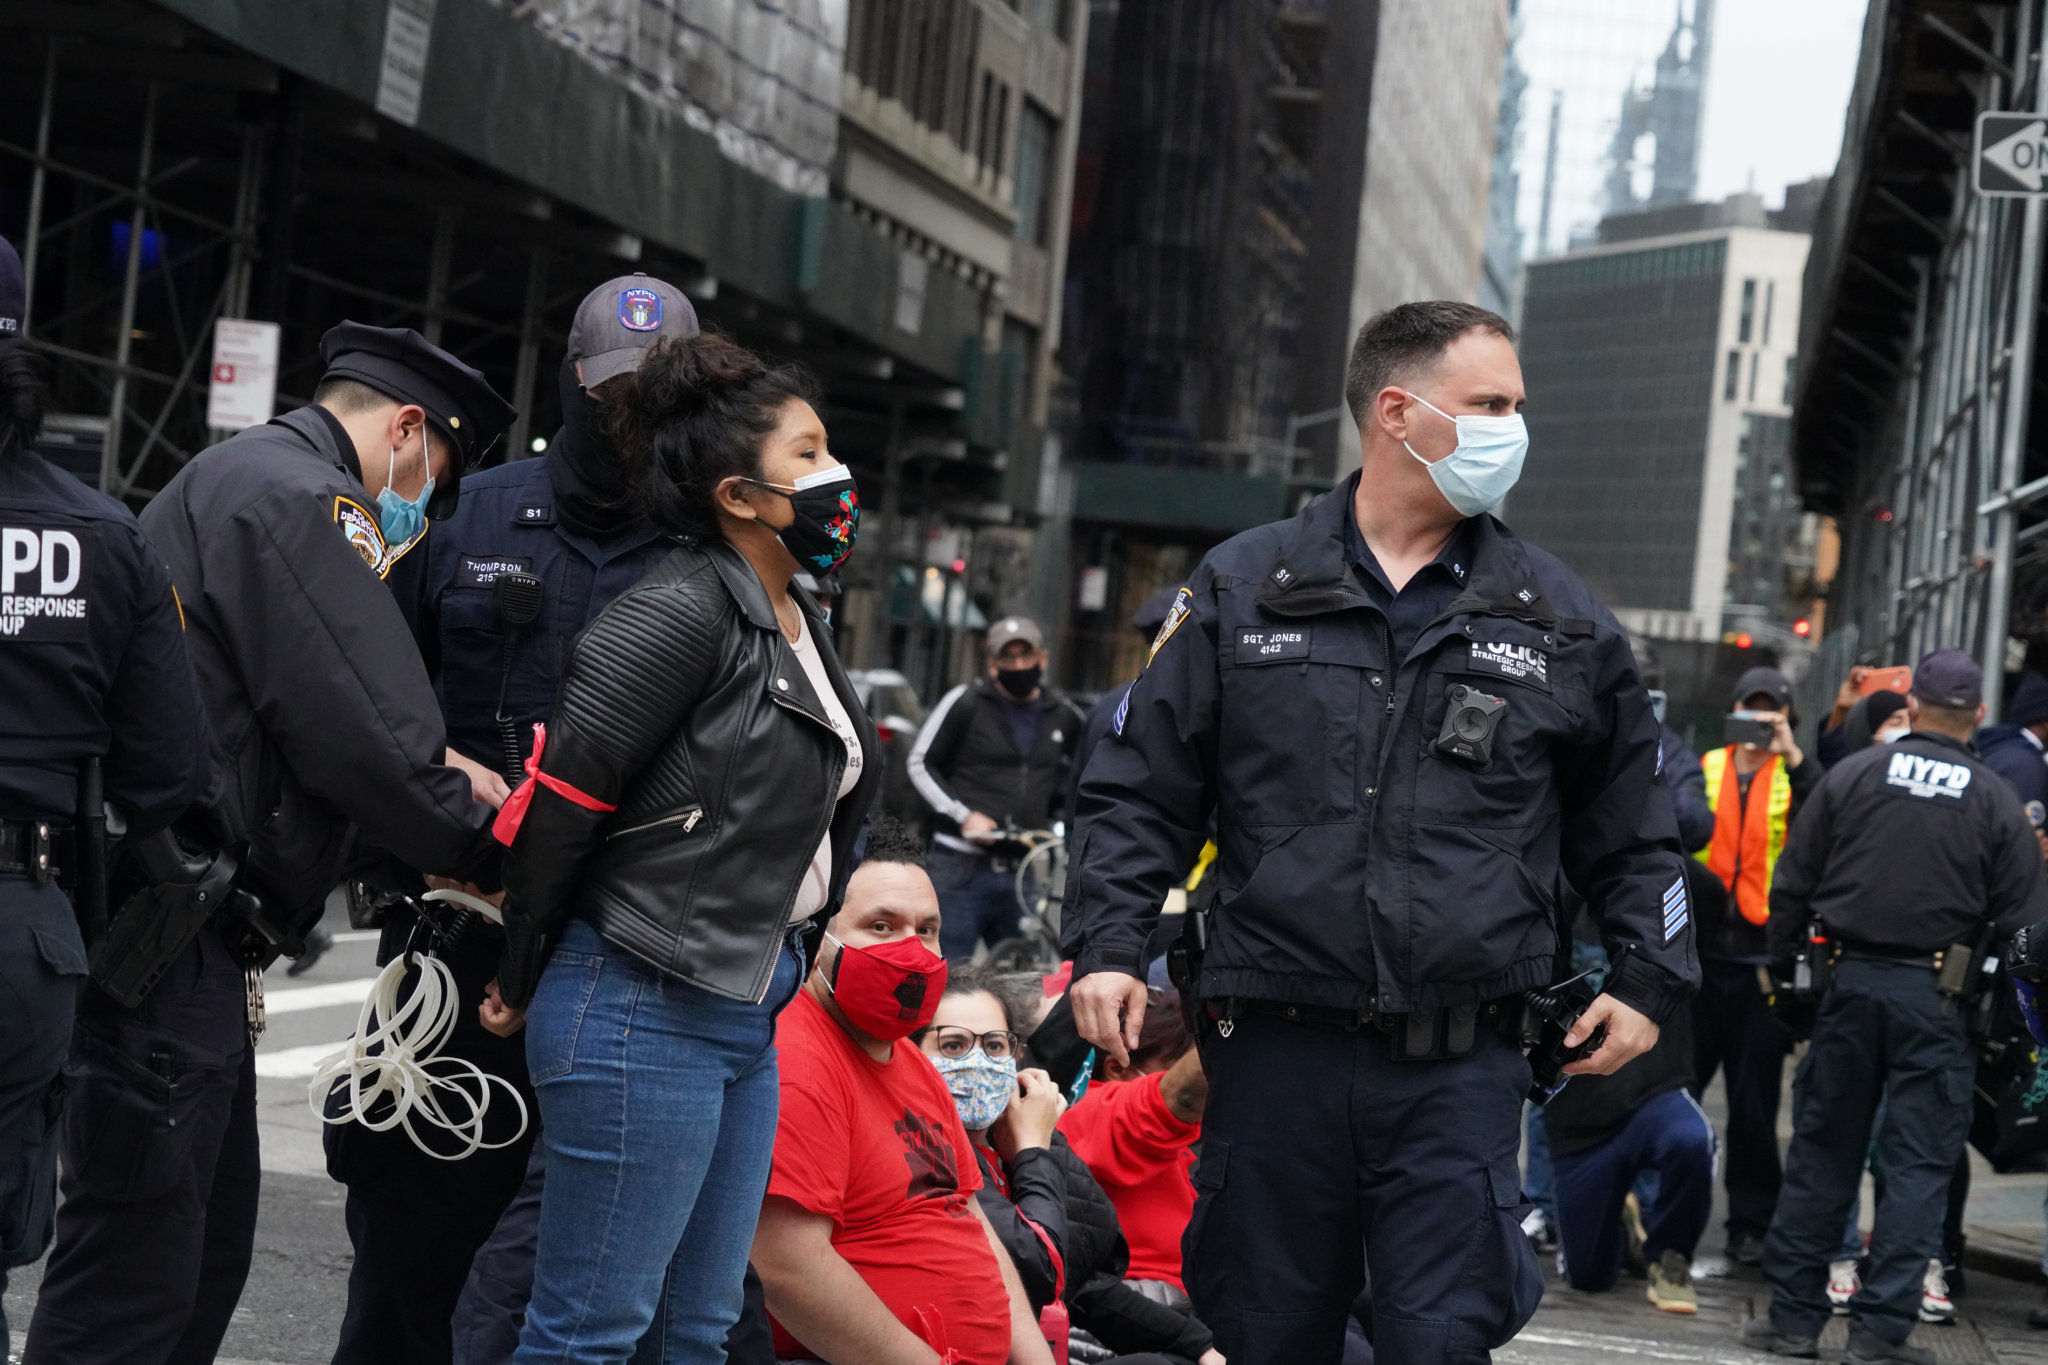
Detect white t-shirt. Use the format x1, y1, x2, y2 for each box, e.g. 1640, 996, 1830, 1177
788, 613, 863, 923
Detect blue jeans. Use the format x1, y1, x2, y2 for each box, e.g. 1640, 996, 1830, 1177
930, 846, 1022, 959
514, 919, 801, 1365
1552, 1089, 1717, 1292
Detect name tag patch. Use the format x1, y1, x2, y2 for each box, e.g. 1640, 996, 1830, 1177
1885, 751, 1972, 800
1467, 640, 1549, 686
0, 525, 91, 642
1236, 629, 1308, 663
457, 555, 532, 588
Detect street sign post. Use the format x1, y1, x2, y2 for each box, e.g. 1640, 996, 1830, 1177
205, 318, 281, 432
1976, 113, 2048, 196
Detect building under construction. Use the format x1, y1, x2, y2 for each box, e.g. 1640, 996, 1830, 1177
0, 0, 1087, 683
1795, 0, 2048, 720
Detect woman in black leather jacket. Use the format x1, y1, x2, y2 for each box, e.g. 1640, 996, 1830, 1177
480, 331, 878, 1364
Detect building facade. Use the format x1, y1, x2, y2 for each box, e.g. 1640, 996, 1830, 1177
1513, 199, 1812, 644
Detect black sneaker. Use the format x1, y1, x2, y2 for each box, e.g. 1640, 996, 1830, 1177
287, 922, 334, 977
1728, 1230, 1766, 1266
1844, 1323, 1933, 1365
1740, 1318, 1818, 1358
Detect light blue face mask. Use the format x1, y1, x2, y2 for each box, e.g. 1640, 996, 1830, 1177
1401, 391, 1528, 517
376, 431, 436, 558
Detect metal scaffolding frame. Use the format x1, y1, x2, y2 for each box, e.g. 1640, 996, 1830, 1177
1836, 2, 2048, 715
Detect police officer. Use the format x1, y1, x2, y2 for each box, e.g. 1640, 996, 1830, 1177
1066, 301, 1694, 1364
22, 322, 515, 1365
1977, 670, 2048, 844
333, 275, 696, 1365
1744, 650, 2048, 1365
0, 235, 207, 1363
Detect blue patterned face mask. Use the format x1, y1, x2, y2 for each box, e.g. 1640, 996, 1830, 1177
932, 1050, 1017, 1133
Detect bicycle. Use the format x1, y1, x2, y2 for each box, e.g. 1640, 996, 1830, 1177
969, 824, 1065, 974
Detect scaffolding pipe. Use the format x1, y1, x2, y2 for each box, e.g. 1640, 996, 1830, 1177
102, 83, 159, 495
507, 245, 548, 460
20, 39, 59, 336
1982, 13, 2048, 717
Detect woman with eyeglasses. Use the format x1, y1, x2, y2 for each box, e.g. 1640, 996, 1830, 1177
920, 966, 1223, 1365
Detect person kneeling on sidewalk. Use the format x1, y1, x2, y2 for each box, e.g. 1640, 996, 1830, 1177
1546, 995, 1714, 1316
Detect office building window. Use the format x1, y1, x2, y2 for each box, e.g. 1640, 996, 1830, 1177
1784, 353, 1799, 404
1725, 349, 1742, 401
1738, 278, 1757, 343
1748, 351, 1759, 402
1013, 103, 1056, 245
1024, 0, 1066, 35
1762, 280, 1775, 346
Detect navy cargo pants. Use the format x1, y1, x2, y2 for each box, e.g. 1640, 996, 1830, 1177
0, 877, 85, 1365
1187, 1010, 1543, 1365
1761, 958, 1973, 1346
23, 924, 258, 1365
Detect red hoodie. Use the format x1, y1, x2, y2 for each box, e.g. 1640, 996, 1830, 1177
1057, 1073, 1200, 1291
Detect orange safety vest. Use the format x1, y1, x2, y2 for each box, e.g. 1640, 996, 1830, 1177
1696, 747, 1792, 926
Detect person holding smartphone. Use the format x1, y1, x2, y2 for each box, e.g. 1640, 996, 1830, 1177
1690, 666, 1821, 1268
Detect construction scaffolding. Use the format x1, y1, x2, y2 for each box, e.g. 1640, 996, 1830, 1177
1799, 0, 2048, 716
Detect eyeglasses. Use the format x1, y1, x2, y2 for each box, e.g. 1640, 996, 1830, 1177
917, 1025, 1022, 1061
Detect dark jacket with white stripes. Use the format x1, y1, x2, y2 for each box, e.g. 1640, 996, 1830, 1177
909, 677, 1084, 844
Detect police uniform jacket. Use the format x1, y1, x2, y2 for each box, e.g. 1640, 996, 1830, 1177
397, 454, 667, 772
499, 540, 880, 1008
1766, 730, 2048, 960
138, 405, 499, 919
1977, 723, 2048, 834
1066, 474, 1695, 1021
0, 447, 206, 829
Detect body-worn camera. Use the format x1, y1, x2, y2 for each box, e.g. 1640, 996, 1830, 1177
1434, 684, 1508, 769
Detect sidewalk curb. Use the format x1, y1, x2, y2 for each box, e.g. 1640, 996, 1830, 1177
1965, 1241, 2044, 1285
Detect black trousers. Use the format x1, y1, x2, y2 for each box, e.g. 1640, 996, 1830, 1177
330, 908, 537, 1365
1187, 1012, 1541, 1365
0, 877, 84, 1364
1762, 960, 1974, 1346
1690, 955, 1786, 1240
24, 925, 259, 1365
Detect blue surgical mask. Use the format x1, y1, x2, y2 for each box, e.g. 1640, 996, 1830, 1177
931, 1050, 1017, 1133
376, 432, 435, 560
1401, 391, 1528, 517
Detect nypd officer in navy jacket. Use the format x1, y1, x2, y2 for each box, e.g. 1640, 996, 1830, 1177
24, 323, 514, 1365
1065, 301, 1695, 1365
1747, 651, 2048, 1363
0, 236, 207, 1364
330, 275, 696, 1365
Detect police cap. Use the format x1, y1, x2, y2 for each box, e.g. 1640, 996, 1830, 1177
568, 273, 700, 388
318, 321, 517, 516
1912, 648, 1982, 710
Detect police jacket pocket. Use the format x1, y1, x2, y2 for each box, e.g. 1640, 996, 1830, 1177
1217, 652, 1374, 825
1413, 661, 1577, 823
64, 1028, 225, 1202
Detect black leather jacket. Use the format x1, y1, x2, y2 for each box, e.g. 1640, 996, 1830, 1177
498, 540, 880, 1008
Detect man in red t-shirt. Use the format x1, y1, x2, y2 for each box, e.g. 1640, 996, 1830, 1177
1059, 1004, 1207, 1294
752, 839, 1052, 1365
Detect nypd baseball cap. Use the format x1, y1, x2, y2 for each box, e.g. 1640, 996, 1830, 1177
1912, 648, 1983, 709
0, 234, 24, 339
567, 273, 700, 389
1730, 666, 1793, 711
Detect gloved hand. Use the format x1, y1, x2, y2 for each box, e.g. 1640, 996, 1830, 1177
1764, 959, 1814, 1043
2016, 978, 2048, 1047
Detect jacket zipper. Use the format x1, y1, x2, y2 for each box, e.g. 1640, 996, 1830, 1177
605, 806, 703, 841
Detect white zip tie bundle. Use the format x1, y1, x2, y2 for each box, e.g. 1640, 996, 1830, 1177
307, 890, 527, 1160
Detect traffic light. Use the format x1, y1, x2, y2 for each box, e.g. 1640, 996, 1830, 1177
1735, 632, 1754, 649
1792, 618, 1812, 638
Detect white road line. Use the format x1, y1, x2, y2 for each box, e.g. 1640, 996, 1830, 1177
334, 929, 381, 943
1500, 1327, 1761, 1363
254, 1042, 345, 1079
264, 978, 378, 1015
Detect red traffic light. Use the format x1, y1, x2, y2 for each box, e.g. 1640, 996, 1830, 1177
1793, 618, 1812, 637
951, 558, 967, 574
1735, 632, 1754, 649
1874, 507, 1894, 522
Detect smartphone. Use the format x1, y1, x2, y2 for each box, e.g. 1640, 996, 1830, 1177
1724, 713, 1775, 748
1859, 666, 1912, 697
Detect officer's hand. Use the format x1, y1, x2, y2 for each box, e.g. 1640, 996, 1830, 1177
1071, 970, 1149, 1068
961, 811, 1000, 838
1561, 994, 1659, 1075
445, 747, 513, 810
479, 980, 527, 1037
991, 1068, 1067, 1159
1767, 713, 1804, 769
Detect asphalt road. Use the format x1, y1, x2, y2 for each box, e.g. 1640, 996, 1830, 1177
9, 910, 2048, 1363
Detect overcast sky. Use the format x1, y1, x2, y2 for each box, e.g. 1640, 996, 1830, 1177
1695, 0, 1870, 204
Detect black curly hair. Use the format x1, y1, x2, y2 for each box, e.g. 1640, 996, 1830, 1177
605, 330, 821, 540
857, 813, 927, 870
0, 342, 46, 460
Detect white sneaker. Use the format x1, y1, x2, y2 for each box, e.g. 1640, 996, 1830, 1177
1920, 1258, 1956, 1324
1827, 1258, 1860, 1314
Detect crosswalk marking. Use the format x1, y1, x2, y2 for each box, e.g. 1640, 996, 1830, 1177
263, 978, 378, 1015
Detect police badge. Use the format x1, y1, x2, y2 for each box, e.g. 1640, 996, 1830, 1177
334, 496, 391, 579
619, 287, 663, 332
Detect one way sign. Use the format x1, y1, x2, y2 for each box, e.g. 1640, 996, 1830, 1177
1977, 113, 2048, 196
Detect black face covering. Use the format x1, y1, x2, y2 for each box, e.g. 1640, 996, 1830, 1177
995, 664, 1042, 699
547, 359, 640, 538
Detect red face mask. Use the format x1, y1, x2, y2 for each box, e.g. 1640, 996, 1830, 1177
825, 932, 947, 1041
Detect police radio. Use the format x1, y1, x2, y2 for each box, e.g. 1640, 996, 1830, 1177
1434, 685, 1508, 769
494, 572, 547, 788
